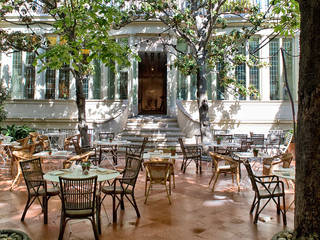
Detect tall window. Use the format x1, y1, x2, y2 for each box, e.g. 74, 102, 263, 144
190, 74, 197, 100
93, 59, 101, 99
235, 45, 246, 100
12, 51, 23, 98
107, 62, 115, 100
177, 71, 187, 100
59, 64, 69, 99
45, 67, 56, 99
282, 38, 293, 100
249, 38, 260, 100
83, 77, 89, 99
25, 52, 36, 99
269, 38, 280, 100
119, 71, 128, 99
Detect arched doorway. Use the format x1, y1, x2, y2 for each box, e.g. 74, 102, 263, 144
138, 52, 167, 115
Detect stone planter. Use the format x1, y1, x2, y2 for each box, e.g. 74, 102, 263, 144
0, 229, 31, 240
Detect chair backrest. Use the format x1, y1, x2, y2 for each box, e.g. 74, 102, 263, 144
178, 138, 186, 157
99, 132, 115, 141
20, 158, 45, 193
126, 137, 148, 158
144, 161, 171, 182
29, 132, 39, 143
122, 155, 142, 187
184, 145, 201, 158
262, 157, 274, 175
64, 134, 80, 151
280, 153, 293, 168
215, 134, 233, 142
72, 138, 82, 154
63, 151, 91, 169
233, 134, 248, 140
209, 152, 219, 170
17, 136, 30, 147
243, 160, 259, 193
59, 176, 97, 214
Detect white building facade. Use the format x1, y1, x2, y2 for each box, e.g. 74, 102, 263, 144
0, 0, 299, 134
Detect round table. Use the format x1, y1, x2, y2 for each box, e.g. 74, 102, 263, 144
44, 167, 120, 182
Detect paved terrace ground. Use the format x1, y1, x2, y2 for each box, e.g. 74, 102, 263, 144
0, 157, 294, 240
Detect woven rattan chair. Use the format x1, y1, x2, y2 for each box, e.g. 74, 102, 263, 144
63, 134, 80, 152
208, 152, 240, 192
144, 161, 172, 204
98, 155, 142, 227
178, 138, 202, 174
243, 160, 287, 225
20, 158, 59, 224
98, 132, 118, 165
63, 151, 92, 169
125, 137, 148, 170
58, 176, 99, 240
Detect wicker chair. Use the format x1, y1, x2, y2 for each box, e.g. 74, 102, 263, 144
63, 151, 92, 169
58, 176, 99, 240
63, 134, 80, 152
178, 138, 202, 174
243, 160, 286, 225
20, 158, 59, 224
144, 161, 172, 204
98, 132, 118, 165
98, 155, 142, 227
125, 137, 148, 170
208, 152, 240, 192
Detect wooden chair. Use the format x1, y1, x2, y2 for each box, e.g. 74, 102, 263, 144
63, 134, 80, 152
16, 136, 30, 147
178, 138, 202, 174
144, 161, 172, 204
162, 148, 175, 188
98, 155, 142, 227
10, 150, 35, 190
208, 152, 240, 192
20, 158, 60, 224
63, 151, 92, 169
98, 132, 117, 165
243, 160, 287, 225
58, 176, 99, 240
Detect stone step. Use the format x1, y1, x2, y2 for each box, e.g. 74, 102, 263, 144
121, 131, 185, 137
124, 125, 181, 132
127, 117, 178, 123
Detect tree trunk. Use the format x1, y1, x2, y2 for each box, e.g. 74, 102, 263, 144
75, 72, 89, 147
295, 0, 320, 236
197, 55, 212, 143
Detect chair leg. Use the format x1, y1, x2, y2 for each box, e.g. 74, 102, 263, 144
43, 196, 48, 224
131, 193, 140, 218
96, 198, 101, 234
165, 184, 171, 204
21, 196, 31, 221
277, 196, 281, 214
172, 172, 175, 189
236, 172, 240, 192
211, 173, 220, 192
120, 193, 125, 210
282, 196, 287, 225
145, 176, 148, 196
208, 171, 216, 186
112, 194, 117, 223
144, 183, 152, 204
90, 216, 99, 240
253, 200, 260, 224
58, 213, 66, 240
250, 195, 257, 214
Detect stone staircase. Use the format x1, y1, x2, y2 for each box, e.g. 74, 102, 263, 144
119, 115, 185, 149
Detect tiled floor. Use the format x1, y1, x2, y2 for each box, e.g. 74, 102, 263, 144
0, 157, 294, 240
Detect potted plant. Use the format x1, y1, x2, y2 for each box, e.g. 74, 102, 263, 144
216, 136, 222, 145
81, 161, 91, 175
253, 148, 259, 157
168, 146, 176, 156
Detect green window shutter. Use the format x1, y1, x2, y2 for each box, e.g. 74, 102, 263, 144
93, 59, 101, 99
269, 38, 280, 100
249, 38, 260, 100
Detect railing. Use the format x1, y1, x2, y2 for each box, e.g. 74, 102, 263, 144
176, 100, 200, 138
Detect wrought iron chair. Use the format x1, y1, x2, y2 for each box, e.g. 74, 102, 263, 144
144, 160, 172, 204
208, 152, 240, 192
243, 160, 287, 225
98, 155, 142, 228
20, 158, 60, 224
58, 176, 99, 240
178, 138, 202, 174
98, 132, 118, 165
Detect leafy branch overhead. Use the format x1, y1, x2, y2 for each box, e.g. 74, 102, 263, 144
127, 0, 269, 99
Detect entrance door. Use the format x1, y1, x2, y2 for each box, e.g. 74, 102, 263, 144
138, 52, 167, 115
